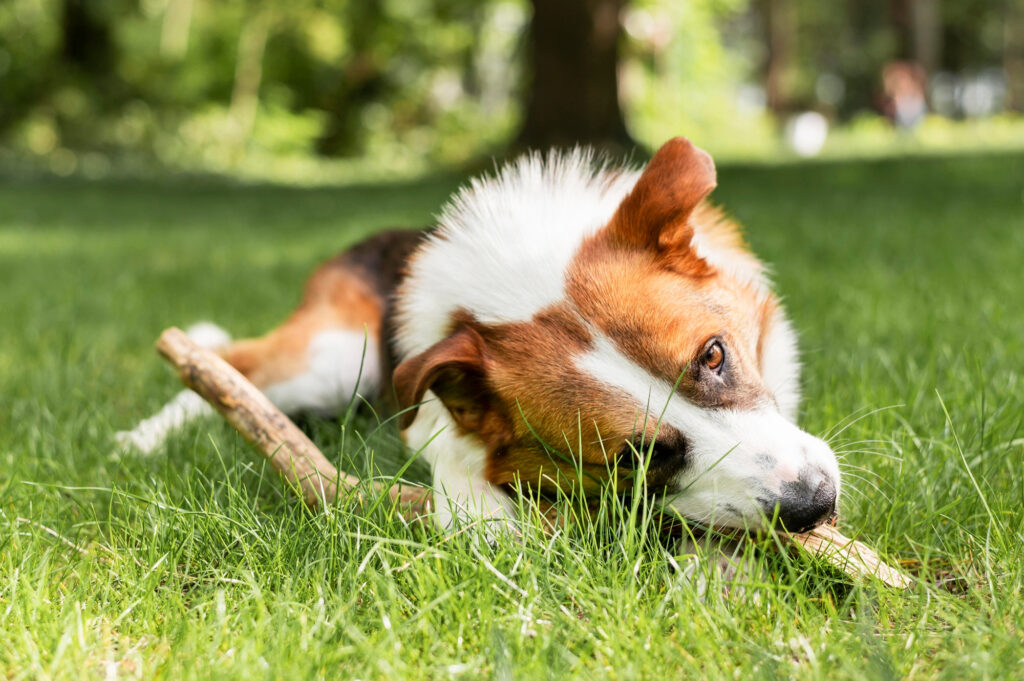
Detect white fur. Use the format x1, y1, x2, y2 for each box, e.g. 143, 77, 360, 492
403, 399, 515, 529
183, 321, 232, 350
115, 388, 212, 454
689, 230, 770, 296
395, 150, 641, 358
575, 333, 839, 529
263, 329, 380, 415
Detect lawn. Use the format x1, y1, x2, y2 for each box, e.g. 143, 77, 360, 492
1, 151, 1022, 680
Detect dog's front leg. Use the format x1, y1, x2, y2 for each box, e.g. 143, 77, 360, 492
403, 400, 517, 534
431, 454, 518, 534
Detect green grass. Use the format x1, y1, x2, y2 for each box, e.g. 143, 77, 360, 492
2, 151, 1023, 680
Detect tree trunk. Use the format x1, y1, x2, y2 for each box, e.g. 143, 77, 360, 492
315, 3, 387, 157
890, 0, 914, 61
911, 0, 941, 76
1006, 0, 1024, 112
230, 11, 272, 147
891, 0, 941, 75
60, 0, 113, 75
762, 0, 796, 116
514, 0, 633, 153
841, 0, 878, 117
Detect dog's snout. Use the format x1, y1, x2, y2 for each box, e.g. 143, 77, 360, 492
771, 467, 838, 533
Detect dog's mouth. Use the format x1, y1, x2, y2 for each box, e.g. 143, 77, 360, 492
671, 486, 840, 536
699, 508, 839, 539
776, 516, 833, 535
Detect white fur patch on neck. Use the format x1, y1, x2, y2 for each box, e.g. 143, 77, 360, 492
395, 150, 641, 357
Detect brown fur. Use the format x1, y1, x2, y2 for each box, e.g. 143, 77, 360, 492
221, 249, 386, 387
392, 137, 780, 499
212, 139, 782, 506
605, 136, 717, 277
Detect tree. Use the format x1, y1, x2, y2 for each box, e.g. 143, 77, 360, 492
61, 0, 115, 76
514, 0, 634, 152
761, 0, 796, 115
1007, 0, 1024, 111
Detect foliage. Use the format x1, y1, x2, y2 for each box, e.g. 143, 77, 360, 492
0, 0, 527, 167
1, 152, 1023, 678
1, 0, 1020, 172
622, 0, 775, 156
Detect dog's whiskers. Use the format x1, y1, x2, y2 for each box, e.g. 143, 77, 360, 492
837, 462, 887, 488
835, 448, 901, 462
835, 484, 872, 506
823, 404, 903, 445
831, 438, 894, 448
837, 470, 891, 502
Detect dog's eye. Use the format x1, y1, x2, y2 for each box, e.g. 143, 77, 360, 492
703, 341, 725, 373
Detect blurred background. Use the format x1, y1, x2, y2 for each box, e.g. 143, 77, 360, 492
2, 0, 1022, 181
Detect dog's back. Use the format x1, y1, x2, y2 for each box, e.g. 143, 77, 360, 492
117, 229, 424, 453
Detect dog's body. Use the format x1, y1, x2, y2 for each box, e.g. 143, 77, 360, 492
120, 138, 841, 534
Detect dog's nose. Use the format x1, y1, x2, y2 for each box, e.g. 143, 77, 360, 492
772, 468, 837, 533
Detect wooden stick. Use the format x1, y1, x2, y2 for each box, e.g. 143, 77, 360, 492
792, 523, 912, 588
155, 326, 908, 587
156, 327, 431, 517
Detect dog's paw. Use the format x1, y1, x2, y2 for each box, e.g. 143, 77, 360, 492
114, 427, 160, 456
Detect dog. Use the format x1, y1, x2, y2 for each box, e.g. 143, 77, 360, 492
119, 137, 841, 535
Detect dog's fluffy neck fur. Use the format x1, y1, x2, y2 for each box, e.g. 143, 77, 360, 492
392, 148, 808, 529
394, 150, 642, 359
394, 150, 772, 362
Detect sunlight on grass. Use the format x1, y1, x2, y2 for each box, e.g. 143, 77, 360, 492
1, 152, 1023, 679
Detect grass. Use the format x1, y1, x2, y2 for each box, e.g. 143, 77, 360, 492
1, 150, 1023, 680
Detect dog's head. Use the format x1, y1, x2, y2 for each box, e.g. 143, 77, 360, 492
395, 138, 840, 533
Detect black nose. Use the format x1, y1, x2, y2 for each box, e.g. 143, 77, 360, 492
772, 471, 837, 533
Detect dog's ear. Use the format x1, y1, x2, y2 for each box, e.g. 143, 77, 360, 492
393, 327, 510, 445
607, 136, 716, 275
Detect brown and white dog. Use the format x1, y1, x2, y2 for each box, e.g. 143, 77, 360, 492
119, 137, 841, 535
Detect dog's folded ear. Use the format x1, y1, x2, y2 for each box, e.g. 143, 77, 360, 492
607, 136, 716, 274
393, 326, 508, 441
